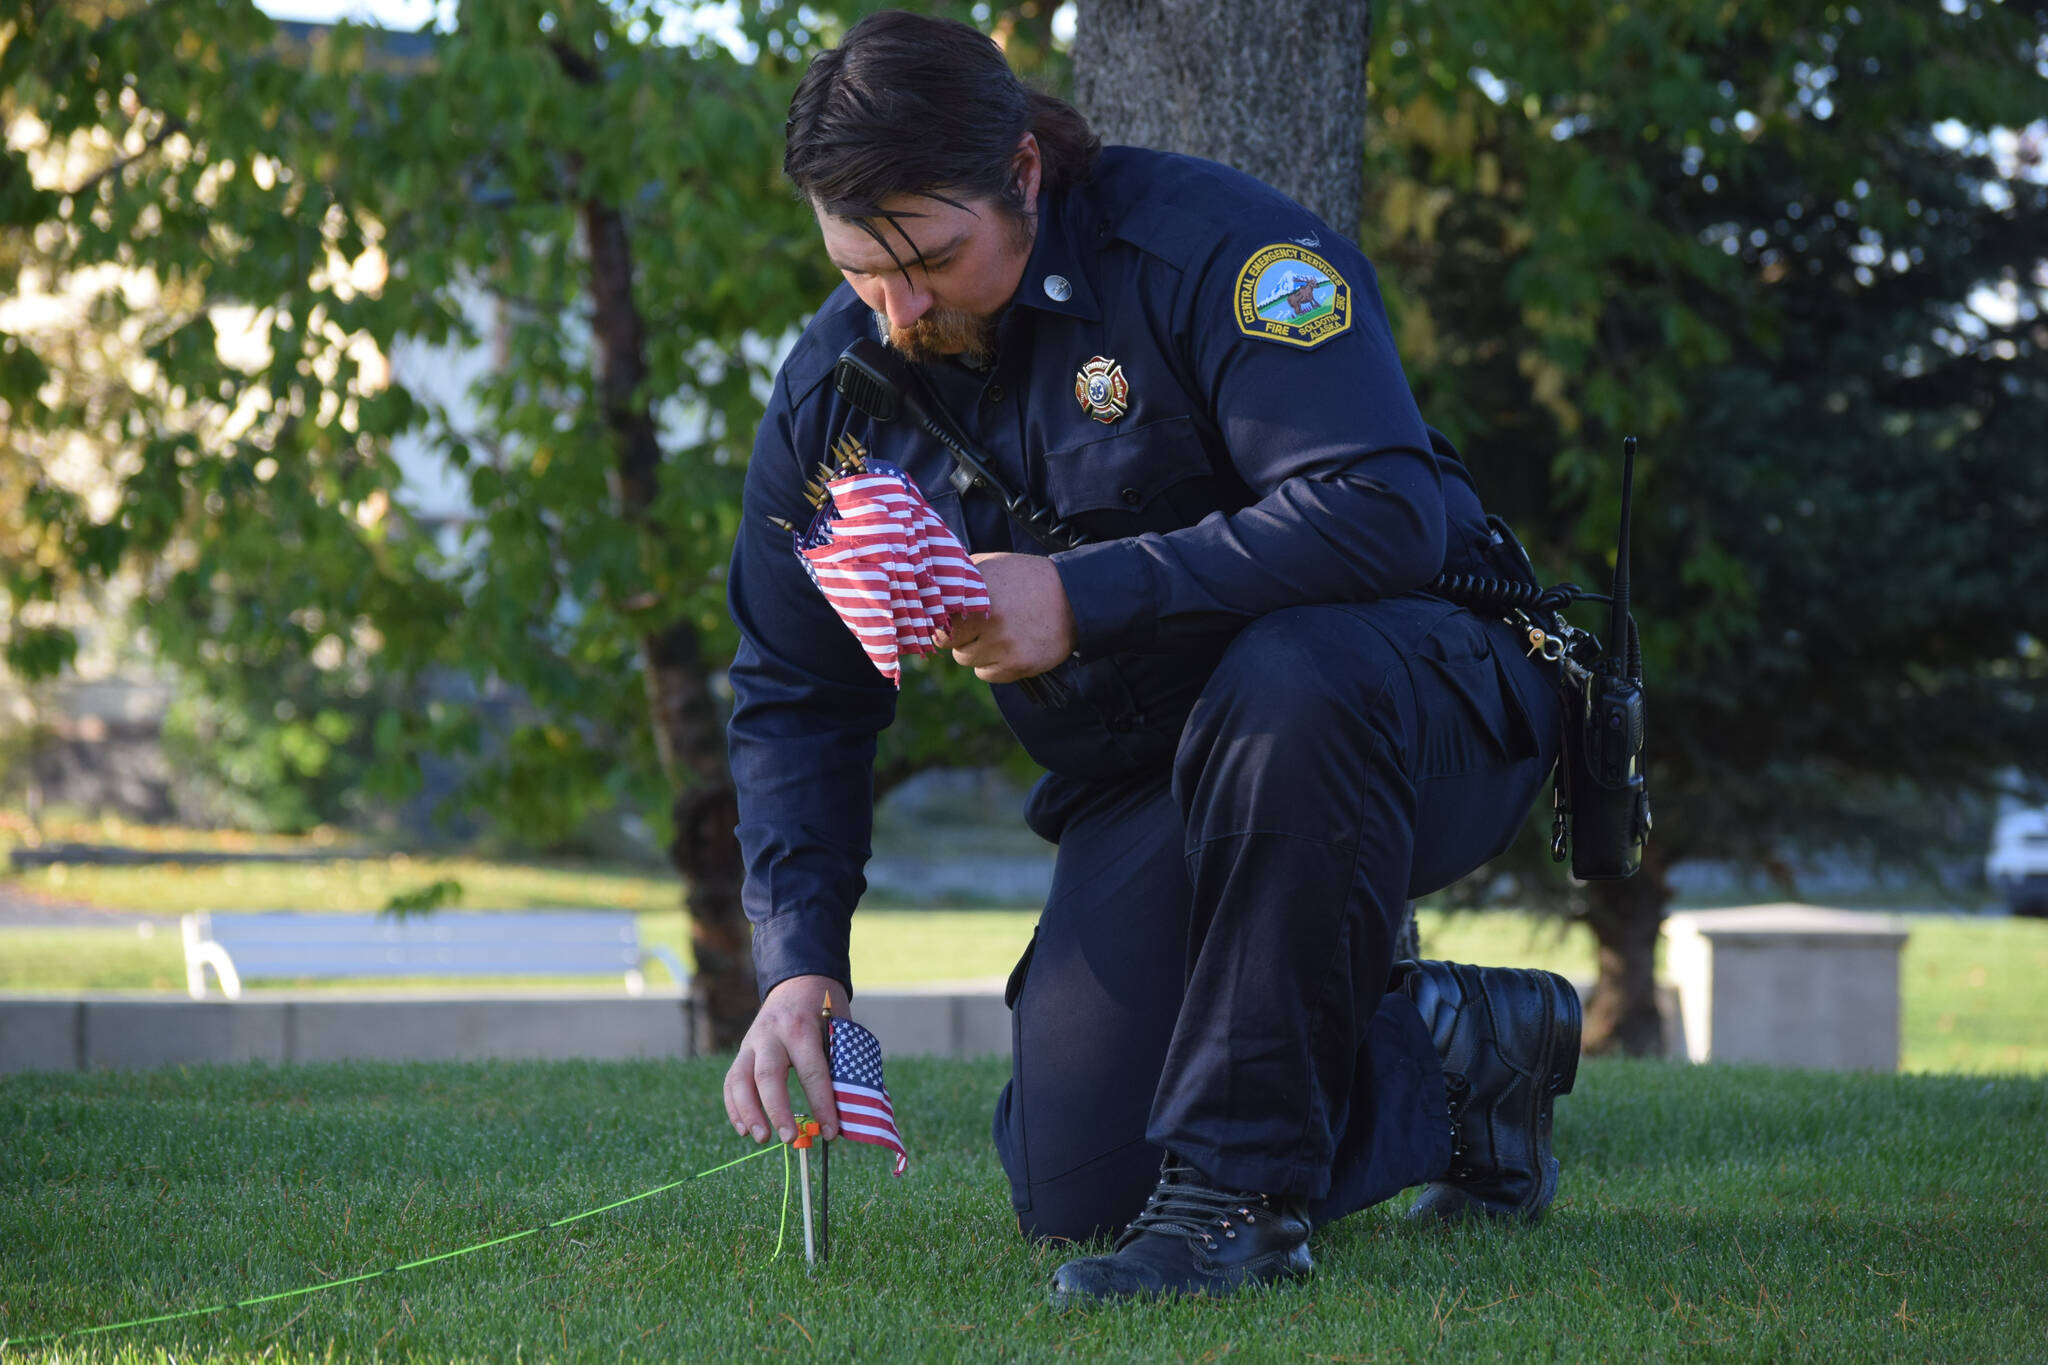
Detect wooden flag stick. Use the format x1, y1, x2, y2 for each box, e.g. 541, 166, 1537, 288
793, 1112, 823, 1273
797, 1140, 815, 1270
820, 992, 834, 1266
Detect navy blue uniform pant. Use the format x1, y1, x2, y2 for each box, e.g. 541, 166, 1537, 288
991, 597, 1561, 1242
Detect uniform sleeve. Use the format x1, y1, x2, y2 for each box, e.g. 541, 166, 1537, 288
1050, 237, 1445, 655
726, 370, 898, 998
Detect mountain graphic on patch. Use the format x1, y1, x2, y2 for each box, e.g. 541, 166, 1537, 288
1256, 271, 1335, 323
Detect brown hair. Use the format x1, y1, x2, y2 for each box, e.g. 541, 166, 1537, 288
783, 10, 1100, 226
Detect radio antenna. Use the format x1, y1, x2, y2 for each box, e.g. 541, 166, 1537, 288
1606, 436, 1637, 678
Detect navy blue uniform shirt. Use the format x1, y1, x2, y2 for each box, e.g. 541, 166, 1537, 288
727, 147, 1501, 997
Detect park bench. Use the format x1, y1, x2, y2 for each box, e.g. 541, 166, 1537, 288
180, 910, 688, 1000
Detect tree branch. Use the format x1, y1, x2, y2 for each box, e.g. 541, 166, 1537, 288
434, 416, 515, 477
64, 115, 186, 200
481, 281, 588, 322
546, 37, 602, 87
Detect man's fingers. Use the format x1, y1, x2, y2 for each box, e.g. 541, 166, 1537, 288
951, 631, 1000, 670
786, 1026, 841, 1139
957, 639, 1034, 681
725, 1050, 771, 1143
751, 1038, 798, 1142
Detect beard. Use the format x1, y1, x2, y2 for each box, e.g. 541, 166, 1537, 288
863, 206, 1034, 368
876, 304, 1000, 368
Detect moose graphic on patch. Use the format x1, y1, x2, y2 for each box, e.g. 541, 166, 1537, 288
1234, 243, 1354, 349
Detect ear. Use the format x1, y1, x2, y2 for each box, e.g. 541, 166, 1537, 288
1012, 131, 1044, 204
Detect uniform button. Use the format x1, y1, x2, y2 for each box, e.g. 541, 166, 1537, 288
985, 383, 1003, 403
1120, 487, 1142, 506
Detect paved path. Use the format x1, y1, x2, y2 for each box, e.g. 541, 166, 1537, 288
0, 883, 168, 929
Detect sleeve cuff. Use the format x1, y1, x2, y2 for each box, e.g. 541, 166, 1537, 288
1053, 538, 1159, 656
749, 911, 855, 1001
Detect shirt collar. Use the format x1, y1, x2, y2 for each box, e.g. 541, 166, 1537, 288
1013, 188, 1100, 322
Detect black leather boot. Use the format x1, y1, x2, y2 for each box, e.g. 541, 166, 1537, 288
1048, 1157, 1313, 1306
1394, 960, 1581, 1223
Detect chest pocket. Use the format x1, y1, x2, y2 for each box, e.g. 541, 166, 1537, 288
1038, 414, 1230, 541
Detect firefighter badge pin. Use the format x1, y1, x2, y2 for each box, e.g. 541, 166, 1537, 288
1074, 356, 1130, 423
1234, 244, 1352, 349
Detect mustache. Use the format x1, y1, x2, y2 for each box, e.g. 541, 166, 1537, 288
876, 306, 998, 367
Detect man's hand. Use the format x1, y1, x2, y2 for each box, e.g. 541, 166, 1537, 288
724, 974, 849, 1144
940, 552, 1077, 682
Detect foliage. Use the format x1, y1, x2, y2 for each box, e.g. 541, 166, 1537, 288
0, 0, 1071, 852
158, 628, 416, 833
13, 0, 2045, 1052
381, 874, 462, 915
1365, 1, 2048, 897
0, 3, 775, 845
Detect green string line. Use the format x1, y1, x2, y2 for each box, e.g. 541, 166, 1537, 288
771, 1140, 793, 1261
4, 1143, 785, 1350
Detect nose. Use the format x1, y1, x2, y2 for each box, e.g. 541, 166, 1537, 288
873, 273, 932, 331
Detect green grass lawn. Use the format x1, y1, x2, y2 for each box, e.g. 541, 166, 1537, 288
3, 1058, 2044, 1362
10, 853, 683, 916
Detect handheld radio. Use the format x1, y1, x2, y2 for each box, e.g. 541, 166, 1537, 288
1558, 436, 1651, 880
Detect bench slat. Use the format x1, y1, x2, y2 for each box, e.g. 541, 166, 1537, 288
193, 912, 665, 983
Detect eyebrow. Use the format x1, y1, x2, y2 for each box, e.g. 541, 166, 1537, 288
830, 228, 972, 276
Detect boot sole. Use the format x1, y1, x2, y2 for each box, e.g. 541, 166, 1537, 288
1525, 969, 1582, 1221
1048, 1243, 1314, 1307
1545, 967, 1583, 1097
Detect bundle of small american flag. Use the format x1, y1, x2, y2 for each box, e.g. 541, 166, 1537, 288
774, 435, 988, 687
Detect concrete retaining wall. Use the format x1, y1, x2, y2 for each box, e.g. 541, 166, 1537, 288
0, 993, 695, 1074
0, 988, 1007, 1075
849, 982, 1011, 1060
5, 977, 1682, 1074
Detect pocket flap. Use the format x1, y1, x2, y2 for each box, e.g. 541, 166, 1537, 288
1041, 414, 1206, 515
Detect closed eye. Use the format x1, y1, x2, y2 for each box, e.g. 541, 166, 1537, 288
828, 230, 969, 280
843, 255, 952, 280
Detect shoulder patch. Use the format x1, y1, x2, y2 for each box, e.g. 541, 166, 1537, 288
1233, 244, 1352, 349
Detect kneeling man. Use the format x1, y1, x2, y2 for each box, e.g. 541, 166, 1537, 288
720, 10, 1581, 1305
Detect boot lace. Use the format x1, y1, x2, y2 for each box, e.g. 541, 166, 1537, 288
1443, 1071, 1476, 1178
1114, 1158, 1272, 1253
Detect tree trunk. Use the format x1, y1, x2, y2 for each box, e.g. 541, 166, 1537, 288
1075, 1, 1407, 946
1071, 0, 1373, 240
652, 624, 753, 1052
1579, 850, 1674, 1057
560, 43, 755, 1051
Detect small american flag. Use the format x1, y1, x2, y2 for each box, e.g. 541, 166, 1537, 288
831, 1017, 908, 1176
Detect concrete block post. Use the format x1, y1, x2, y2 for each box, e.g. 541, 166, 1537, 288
1663, 905, 1910, 1070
